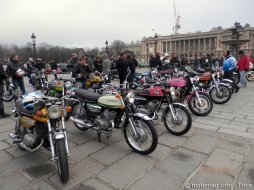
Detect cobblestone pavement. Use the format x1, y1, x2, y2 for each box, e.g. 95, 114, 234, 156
0, 72, 253, 190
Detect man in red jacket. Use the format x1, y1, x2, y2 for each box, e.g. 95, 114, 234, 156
238, 50, 250, 87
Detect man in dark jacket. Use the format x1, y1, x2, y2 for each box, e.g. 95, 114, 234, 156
125, 54, 136, 88
49, 58, 58, 79
6, 54, 26, 98
170, 53, 180, 68
0, 63, 11, 118
72, 57, 91, 89
34, 58, 46, 71
116, 53, 126, 86
180, 54, 188, 71
154, 53, 162, 70
68, 53, 79, 71
26, 57, 35, 84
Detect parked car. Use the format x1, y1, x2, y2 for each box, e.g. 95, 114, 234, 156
57, 63, 69, 73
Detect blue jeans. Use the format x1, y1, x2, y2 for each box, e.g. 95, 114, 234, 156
13, 78, 26, 101
240, 71, 247, 86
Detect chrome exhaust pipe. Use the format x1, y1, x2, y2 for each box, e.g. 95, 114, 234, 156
70, 117, 93, 127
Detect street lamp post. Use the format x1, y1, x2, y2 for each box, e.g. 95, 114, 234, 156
31, 33, 36, 59
105, 40, 109, 56
154, 33, 158, 54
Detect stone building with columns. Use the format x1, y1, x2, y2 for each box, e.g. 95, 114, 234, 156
125, 24, 254, 62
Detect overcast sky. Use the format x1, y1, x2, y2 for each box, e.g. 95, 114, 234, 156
0, 0, 253, 48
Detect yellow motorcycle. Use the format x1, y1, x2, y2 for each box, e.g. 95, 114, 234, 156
9, 90, 72, 183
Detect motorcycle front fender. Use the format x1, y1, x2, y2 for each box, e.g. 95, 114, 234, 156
172, 102, 186, 108
133, 113, 152, 120
222, 78, 233, 84
187, 91, 208, 103
55, 132, 65, 140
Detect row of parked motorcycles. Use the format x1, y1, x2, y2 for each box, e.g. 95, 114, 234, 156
6, 63, 253, 183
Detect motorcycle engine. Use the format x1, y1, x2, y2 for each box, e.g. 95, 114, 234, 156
94, 109, 117, 130
146, 100, 160, 112
19, 122, 45, 147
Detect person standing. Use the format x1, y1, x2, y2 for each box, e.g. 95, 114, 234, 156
50, 58, 58, 79
154, 53, 162, 71
238, 50, 250, 87
193, 54, 200, 71
34, 58, 46, 71
125, 54, 136, 88
222, 50, 240, 93
72, 57, 91, 89
26, 57, 35, 84
170, 53, 180, 68
180, 54, 188, 71
116, 53, 126, 87
87, 55, 95, 72
6, 54, 26, 98
68, 53, 79, 72
102, 54, 111, 83
0, 63, 11, 118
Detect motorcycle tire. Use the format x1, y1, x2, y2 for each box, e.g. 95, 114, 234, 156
71, 102, 89, 131
232, 74, 240, 84
55, 138, 69, 183
124, 117, 158, 155
3, 86, 14, 102
209, 85, 231, 104
222, 81, 234, 94
188, 93, 213, 116
163, 104, 192, 136
246, 72, 254, 81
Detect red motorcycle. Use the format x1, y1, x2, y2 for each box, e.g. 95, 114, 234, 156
136, 71, 213, 117
168, 73, 213, 116
135, 82, 192, 136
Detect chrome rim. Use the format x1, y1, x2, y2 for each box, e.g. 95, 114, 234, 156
126, 120, 153, 151
165, 108, 188, 132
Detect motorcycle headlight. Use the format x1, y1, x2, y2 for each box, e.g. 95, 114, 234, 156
127, 92, 135, 104
48, 105, 61, 119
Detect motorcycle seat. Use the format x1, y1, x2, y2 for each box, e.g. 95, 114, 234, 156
144, 77, 156, 84
75, 89, 102, 102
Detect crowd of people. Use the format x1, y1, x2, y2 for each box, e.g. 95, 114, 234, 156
0, 50, 253, 119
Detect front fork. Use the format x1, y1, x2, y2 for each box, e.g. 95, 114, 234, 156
47, 118, 69, 161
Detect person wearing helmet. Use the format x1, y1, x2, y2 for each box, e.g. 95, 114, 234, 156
162, 53, 170, 68
34, 58, 46, 71
6, 54, 26, 100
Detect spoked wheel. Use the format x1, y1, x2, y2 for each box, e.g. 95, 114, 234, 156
72, 103, 89, 131
163, 104, 192, 136
124, 117, 158, 155
246, 72, 254, 81
3, 85, 14, 102
188, 93, 213, 116
209, 85, 231, 104
55, 138, 69, 183
222, 81, 234, 94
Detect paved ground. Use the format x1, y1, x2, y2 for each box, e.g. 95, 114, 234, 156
0, 71, 254, 190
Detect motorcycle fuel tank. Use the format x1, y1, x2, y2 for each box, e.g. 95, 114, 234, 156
168, 77, 187, 87
98, 94, 123, 108
139, 86, 164, 97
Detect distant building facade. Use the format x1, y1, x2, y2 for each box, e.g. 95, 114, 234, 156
124, 24, 254, 62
